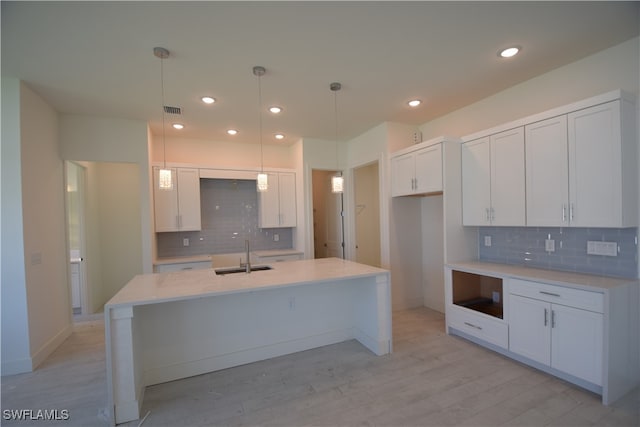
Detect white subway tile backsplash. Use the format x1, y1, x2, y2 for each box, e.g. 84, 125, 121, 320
157, 179, 293, 258
478, 226, 638, 278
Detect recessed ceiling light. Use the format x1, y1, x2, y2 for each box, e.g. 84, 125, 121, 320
201, 96, 216, 104
269, 106, 282, 114
408, 99, 421, 107
274, 133, 285, 140
227, 129, 238, 135
172, 123, 184, 130
499, 46, 520, 58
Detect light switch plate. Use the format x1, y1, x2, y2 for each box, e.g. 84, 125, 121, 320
545, 239, 555, 252
484, 236, 492, 247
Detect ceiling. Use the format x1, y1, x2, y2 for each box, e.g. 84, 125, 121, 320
3, 1, 639, 145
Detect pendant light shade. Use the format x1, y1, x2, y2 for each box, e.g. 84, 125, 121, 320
254, 66, 268, 192
257, 172, 269, 192
331, 175, 344, 193
154, 47, 173, 191
330, 82, 344, 194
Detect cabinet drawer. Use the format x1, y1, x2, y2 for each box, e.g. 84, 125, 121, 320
257, 254, 302, 263
508, 278, 604, 313
448, 306, 508, 349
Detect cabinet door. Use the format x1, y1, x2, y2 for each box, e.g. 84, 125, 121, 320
153, 167, 179, 232
490, 127, 525, 226
414, 143, 442, 194
259, 172, 281, 228
508, 294, 551, 366
391, 153, 415, 196
525, 116, 569, 226
568, 101, 622, 227
462, 137, 491, 226
176, 168, 202, 231
278, 172, 297, 227
551, 304, 603, 386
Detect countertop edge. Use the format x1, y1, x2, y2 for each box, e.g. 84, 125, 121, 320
446, 261, 639, 292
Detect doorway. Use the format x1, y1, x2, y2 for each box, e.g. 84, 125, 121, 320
312, 169, 344, 259
353, 161, 381, 267
65, 161, 88, 316
64, 161, 142, 318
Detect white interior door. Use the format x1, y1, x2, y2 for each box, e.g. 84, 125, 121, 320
65, 161, 89, 316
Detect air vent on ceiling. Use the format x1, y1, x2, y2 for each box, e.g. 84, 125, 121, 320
163, 105, 182, 115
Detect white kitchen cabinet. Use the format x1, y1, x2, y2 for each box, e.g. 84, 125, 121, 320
526, 99, 637, 227
259, 172, 296, 228
508, 279, 603, 386
155, 260, 211, 273
568, 100, 637, 227
391, 141, 442, 197
446, 262, 639, 405
153, 167, 201, 232
525, 116, 569, 226
462, 127, 525, 226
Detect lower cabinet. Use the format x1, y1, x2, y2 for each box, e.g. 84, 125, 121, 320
154, 260, 211, 273
508, 293, 603, 386
445, 265, 638, 404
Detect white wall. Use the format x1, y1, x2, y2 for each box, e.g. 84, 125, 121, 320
151, 136, 297, 169
1, 77, 32, 374
20, 82, 72, 368
60, 115, 152, 274
80, 162, 142, 312
420, 37, 640, 141
1, 80, 72, 374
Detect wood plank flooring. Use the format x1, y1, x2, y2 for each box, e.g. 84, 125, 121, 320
2, 308, 638, 426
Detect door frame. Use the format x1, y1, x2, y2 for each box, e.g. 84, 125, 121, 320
310, 168, 345, 259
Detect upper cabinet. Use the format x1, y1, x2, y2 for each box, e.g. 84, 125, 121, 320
525, 116, 569, 226
462, 127, 525, 226
259, 172, 296, 228
526, 100, 637, 227
568, 100, 636, 227
391, 139, 443, 197
153, 167, 202, 232
463, 90, 637, 228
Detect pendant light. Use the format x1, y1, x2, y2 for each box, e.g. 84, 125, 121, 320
253, 66, 268, 192
330, 82, 344, 193
154, 47, 172, 190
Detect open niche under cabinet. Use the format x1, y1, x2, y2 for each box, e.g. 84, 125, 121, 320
452, 270, 503, 319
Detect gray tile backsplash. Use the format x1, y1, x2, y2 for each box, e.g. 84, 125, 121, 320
478, 226, 638, 279
157, 179, 293, 258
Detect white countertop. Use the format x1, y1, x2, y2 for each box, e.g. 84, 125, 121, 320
447, 261, 638, 292
107, 258, 388, 308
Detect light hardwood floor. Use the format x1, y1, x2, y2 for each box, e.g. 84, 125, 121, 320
2, 308, 638, 426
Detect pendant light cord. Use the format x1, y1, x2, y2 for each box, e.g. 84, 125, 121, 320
334, 88, 338, 172
257, 71, 264, 173
160, 54, 167, 170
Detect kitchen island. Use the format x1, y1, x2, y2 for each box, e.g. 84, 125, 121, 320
105, 258, 391, 424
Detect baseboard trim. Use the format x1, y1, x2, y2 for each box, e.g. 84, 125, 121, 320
31, 323, 73, 369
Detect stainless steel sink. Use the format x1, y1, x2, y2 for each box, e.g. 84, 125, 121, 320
214, 265, 273, 275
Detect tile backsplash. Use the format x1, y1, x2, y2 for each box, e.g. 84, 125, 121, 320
157, 179, 293, 258
478, 226, 638, 279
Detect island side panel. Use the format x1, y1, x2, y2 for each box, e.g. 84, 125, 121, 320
353, 273, 392, 355
138, 278, 364, 387
107, 305, 145, 424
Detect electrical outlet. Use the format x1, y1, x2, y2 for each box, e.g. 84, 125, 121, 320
183, 238, 189, 247
274, 234, 279, 242
484, 236, 492, 247
587, 241, 618, 256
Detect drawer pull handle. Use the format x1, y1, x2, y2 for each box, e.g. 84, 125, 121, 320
551, 310, 556, 328
544, 308, 548, 326
539, 291, 561, 297
464, 321, 482, 330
